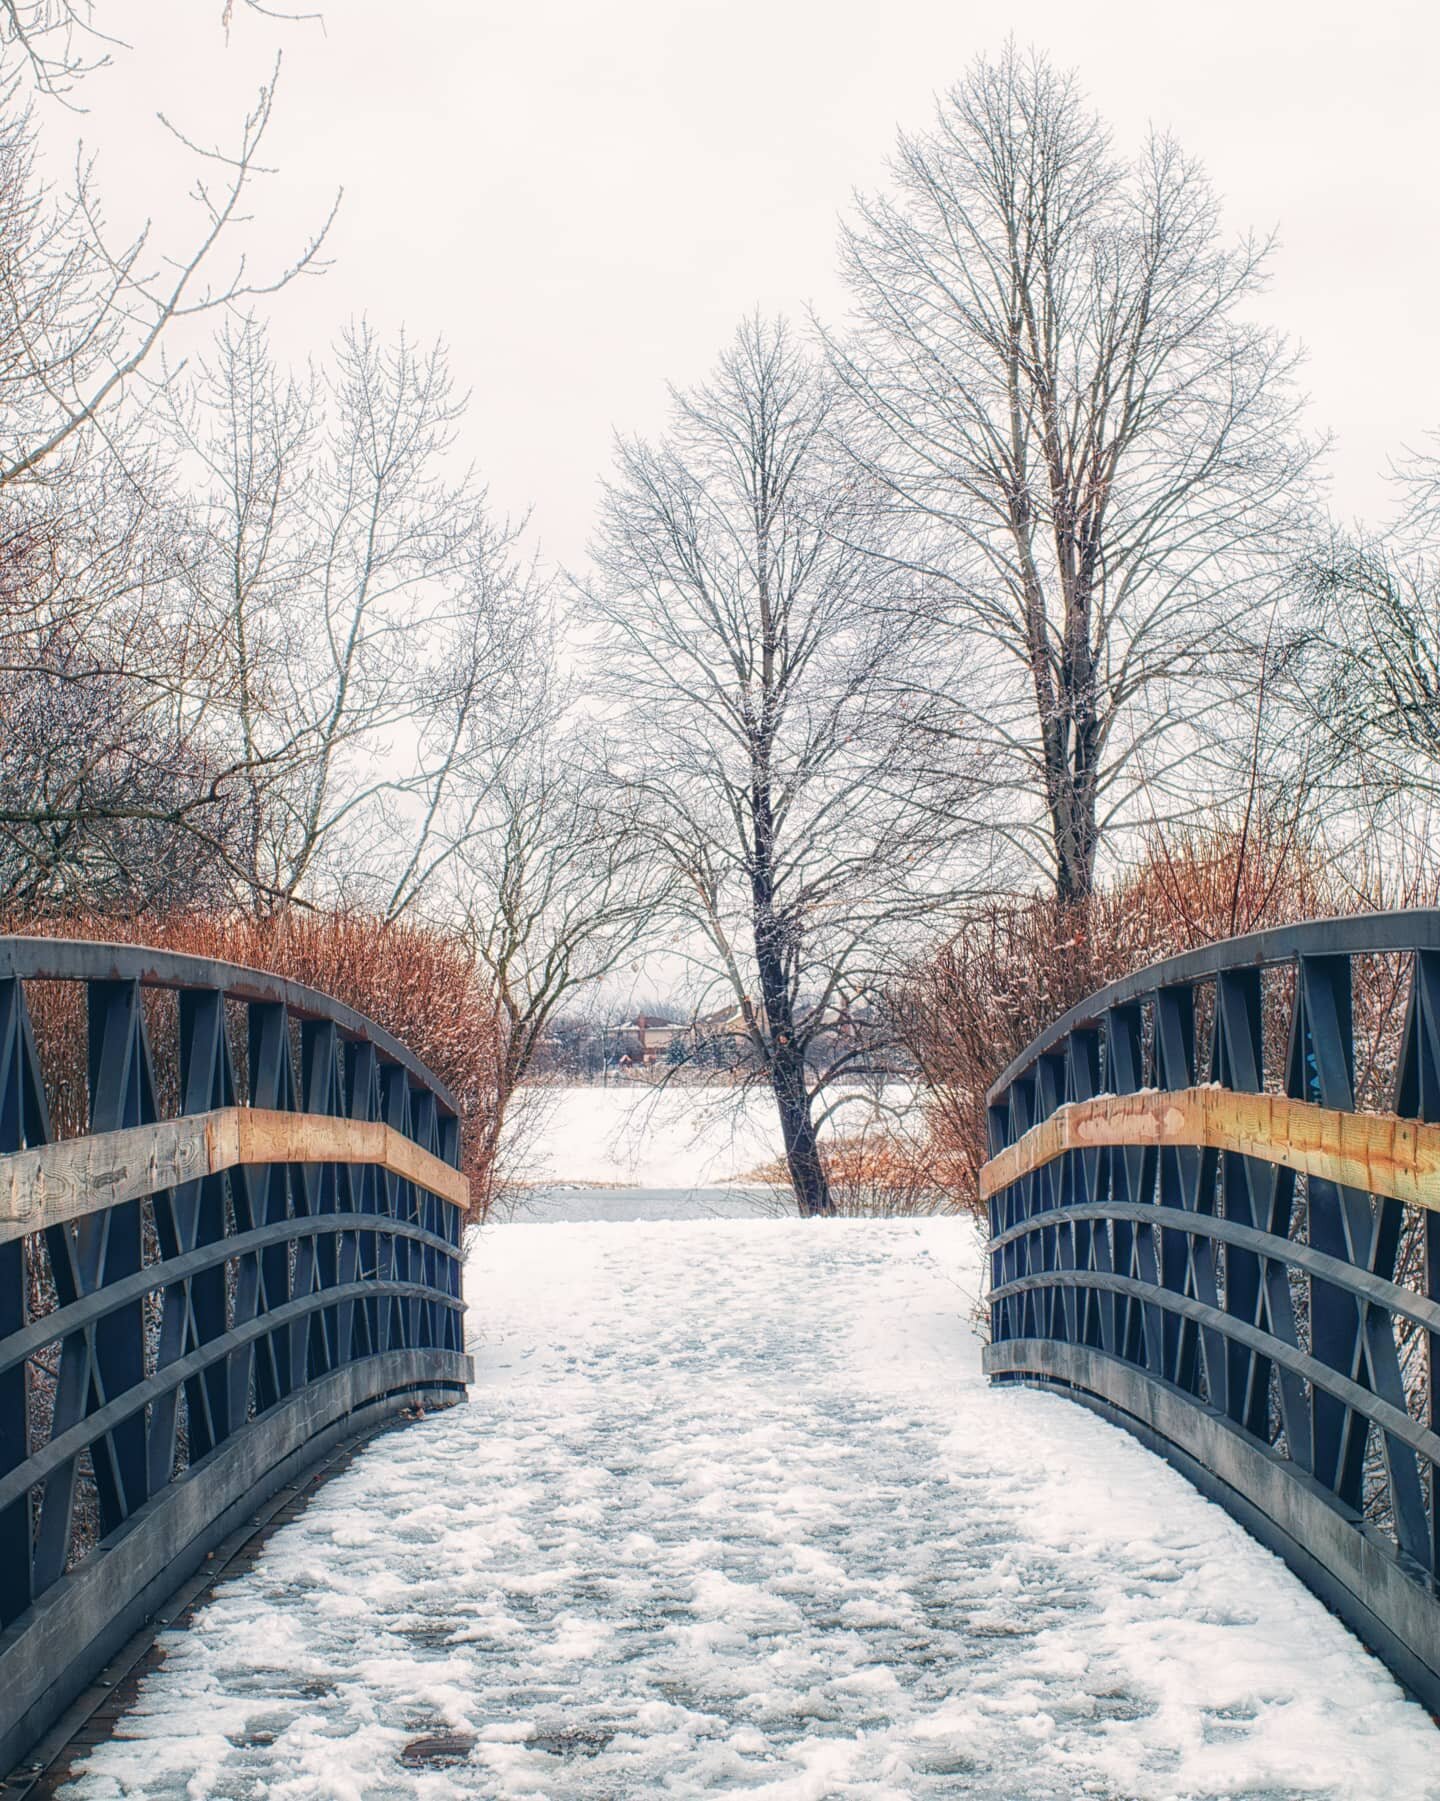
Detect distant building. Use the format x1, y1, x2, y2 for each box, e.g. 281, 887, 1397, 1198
613, 1012, 681, 1065
691, 1002, 754, 1039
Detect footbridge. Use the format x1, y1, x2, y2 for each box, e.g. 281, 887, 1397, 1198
0, 939, 470, 1776
4, 921, 1440, 1793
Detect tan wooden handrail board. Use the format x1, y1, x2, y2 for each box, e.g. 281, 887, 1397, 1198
232, 1111, 468, 1210
0, 1107, 468, 1243
979, 1086, 1440, 1212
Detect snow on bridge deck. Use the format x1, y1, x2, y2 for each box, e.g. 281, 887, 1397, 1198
64, 1208, 1439, 1800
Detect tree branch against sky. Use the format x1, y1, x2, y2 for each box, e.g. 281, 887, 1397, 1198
582, 315, 989, 1216
0, 63, 333, 499
164, 313, 545, 911
0, 1, 317, 101
827, 43, 1320, 903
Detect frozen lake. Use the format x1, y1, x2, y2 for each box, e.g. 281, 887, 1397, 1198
508, 1082, 910, 1203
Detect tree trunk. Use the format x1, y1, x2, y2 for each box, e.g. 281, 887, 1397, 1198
748, 776, 834, 1218
768, 1038, 833, 1218
1049, 775, 1099, 904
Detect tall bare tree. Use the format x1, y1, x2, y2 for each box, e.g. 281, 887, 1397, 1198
583, 316, 984, 1217
168, 314, 544, 910
829, 44, 1317, 902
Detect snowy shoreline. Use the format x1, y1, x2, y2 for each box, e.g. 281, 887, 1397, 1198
511, 1083, 915, 1192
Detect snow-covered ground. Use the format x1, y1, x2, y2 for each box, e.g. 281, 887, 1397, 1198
65, 1212, 1440, 1799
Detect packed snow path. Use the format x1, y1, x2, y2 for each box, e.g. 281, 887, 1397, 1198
66, 1218, 1440, 1800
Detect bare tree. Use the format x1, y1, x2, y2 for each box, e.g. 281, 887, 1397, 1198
0, 632, 239, 913
168, 314, 543, 910
1292, 450, 1440, 819
0, 385, 245, 913
0, 29, 338, 909
455, 729, 662, 1180
583, 316, 985, 1217
828, 43, 1317, 903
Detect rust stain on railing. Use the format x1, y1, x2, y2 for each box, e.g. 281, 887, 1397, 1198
0, 1107, 468, 1240
979, 1086, 1440, 1212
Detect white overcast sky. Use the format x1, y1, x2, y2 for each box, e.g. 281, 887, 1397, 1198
67, 0, 1440, 570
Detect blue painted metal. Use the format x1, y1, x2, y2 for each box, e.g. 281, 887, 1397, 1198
0, 938, 472, 1774
984, 910, 1440, 1711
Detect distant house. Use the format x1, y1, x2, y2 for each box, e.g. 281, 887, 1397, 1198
613, 1012, 681, 1065
673, 1002, 758, 1071
691, 1002, 754, 1040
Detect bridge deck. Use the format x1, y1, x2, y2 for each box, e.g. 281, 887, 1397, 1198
52, 1214, 1440, 1798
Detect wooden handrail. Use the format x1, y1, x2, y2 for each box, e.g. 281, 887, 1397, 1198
979, 1086, 1440, 1212
0, 1107, 469, 1243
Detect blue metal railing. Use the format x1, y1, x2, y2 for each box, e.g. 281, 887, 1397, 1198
0, 938, 472, 1772
983, 911, 1440, 1712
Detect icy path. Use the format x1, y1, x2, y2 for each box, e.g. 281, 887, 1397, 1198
68, 1219, 1440, 1800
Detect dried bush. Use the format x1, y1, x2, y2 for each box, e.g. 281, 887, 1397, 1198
2, 908, 505, 1220
899, 812, 1438, 1214
748, 1120, 952, 1218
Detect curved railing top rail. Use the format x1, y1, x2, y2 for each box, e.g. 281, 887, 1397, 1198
0, 935, 459, 1118
986, 907, 1440, 1104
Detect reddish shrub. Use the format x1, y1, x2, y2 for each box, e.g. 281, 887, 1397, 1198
899, 813, 1437, 1215
2, 908, 505, 1220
